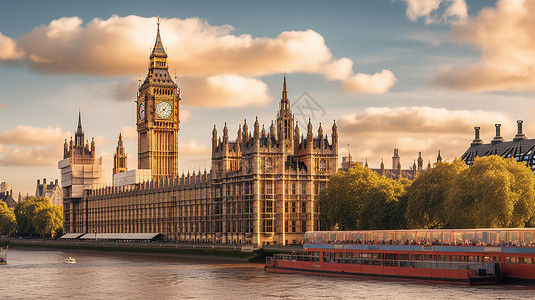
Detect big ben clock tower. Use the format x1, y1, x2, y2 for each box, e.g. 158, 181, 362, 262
137, 17, 180, 180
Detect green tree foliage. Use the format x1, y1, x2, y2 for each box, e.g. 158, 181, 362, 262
445, 156, 535, 228
0, 201, 17, 235
358, 176, 408, 230
319, 165, 407, 230
405, 159, 467, 229
14, 197, 56, 235
32, 205, 63, 236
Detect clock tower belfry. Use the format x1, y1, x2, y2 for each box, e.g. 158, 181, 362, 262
136, 17, 180, 180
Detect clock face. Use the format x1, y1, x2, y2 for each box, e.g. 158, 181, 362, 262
138, 103, 145, 120
156, 101, 172, 119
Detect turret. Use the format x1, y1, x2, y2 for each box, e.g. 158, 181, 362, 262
63, 139, 68, 158
223, 122, 229, 145
331, 120, 338, 146
318, 123, 323, 140
437, 150, 442, 162
380, 159, 385, 176
307, 118, 313, 144
91, 137, 95, 156
417, 152, 423, 170
212, 125, 218, 149
392, 149, 400, 170
243, 119, 249, 142
254, 117, 260, 141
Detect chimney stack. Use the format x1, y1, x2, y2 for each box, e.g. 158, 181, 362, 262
491, 124, 505, 145
513, 120, 527, 142
470, 126, 484, 146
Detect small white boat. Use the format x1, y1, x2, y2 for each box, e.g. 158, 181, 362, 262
65, 257, 76, 264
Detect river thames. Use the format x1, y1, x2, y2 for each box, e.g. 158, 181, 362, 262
1, 249, 535, 299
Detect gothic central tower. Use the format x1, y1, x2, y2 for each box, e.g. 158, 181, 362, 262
137, 18, 180, 180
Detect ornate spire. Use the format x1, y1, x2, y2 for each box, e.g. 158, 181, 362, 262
437, 150, 442, 162
77, 110, 83, 134
282, 72, 288, 101
150, 16, 167, 59
279, 73, 290, 114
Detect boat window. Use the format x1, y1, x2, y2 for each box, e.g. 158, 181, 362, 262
506, 257, 520, 264
423, 255, 435, 261
451, 255, 465, 262
453, 231, 463, 245
398, 254, 409, 260
437, 255, 450, 261
508, 231, 520, 246
483, 256, 498, 262
523, 257, 535, 264
524, 231, 534, 246
467, 256, 480, 262
443, 232, 453, 245
411, 254, 421, 261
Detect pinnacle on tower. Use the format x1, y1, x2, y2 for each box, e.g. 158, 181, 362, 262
150, 16, 167, 59
77, 110, 83, 134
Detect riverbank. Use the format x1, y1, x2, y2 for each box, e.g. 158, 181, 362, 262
0, 238, 302, 262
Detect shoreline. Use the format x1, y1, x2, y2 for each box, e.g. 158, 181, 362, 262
1, 238, 301, 263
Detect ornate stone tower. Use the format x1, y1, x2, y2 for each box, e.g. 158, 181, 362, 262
137, 18, 180, 180
276, 73, 294, 153
113, 133, 128, 175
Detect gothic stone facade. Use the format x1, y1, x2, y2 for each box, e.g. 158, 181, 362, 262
61, 24, 338, 246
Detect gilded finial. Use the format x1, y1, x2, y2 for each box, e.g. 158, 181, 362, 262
157, 15, 161, 28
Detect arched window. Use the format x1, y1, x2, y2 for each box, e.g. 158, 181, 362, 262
319, 159, 326, 172
265, 157, 273, 171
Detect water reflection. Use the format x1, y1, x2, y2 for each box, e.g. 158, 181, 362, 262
1, 249, 534, 299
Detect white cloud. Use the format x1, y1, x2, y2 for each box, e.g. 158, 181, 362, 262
0, 146, 62, 166
179, 140, 210, 156
181, 75, 273, 107
340, 70, 397, 94
434, 0, 535, 92
0, 125, 70, 146
402, 0, 467, 24
0, 15, 396, 97
0, 32, 22, 60
338, 106, 514, 168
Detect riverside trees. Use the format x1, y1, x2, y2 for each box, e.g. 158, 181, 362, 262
320, 156, 535, 230
14, 197, 63, 236
318, 164, 408, 230
0, 201, 17, 235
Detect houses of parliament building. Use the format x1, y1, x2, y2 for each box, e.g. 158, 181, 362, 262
59, 21, 338, 246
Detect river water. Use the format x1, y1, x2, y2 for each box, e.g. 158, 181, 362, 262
1, 249, 535, 299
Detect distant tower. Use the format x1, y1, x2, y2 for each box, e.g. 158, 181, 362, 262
417, 152, 423, 170
437, 150, 442, 162
137, 17, 180, 180
113, 133, 128, 175
392, 149, 400, 170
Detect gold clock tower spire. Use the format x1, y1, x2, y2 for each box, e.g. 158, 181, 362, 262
136, 17, 180, 180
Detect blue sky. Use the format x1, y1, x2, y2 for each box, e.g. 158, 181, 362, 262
1, 0, 535, 196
